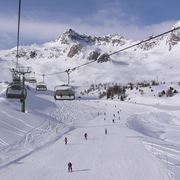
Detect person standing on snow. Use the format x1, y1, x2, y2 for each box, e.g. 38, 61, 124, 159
84, 133, 87, 140
105, 128, 107, 134
64, 137, 68, 145
68, 162, 73, 172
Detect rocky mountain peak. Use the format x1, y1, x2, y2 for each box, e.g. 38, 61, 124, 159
57, 28, 94, 45
56, 29, 128, 46
2, 21, 180, 62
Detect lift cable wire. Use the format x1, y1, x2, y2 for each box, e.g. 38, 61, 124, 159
46, 70, 66, 76
34, 26, 180, 78
109, 26, 180, 56
16, 0, 21, 68
71, 59, 97, 71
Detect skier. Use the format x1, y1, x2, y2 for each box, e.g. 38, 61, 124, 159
64, 137, 68, 145
68, 162, 73, 172
26, 85, 30, 90
113, 114, 115, 117
104, 117, 106, 121
112, 119, 115, 123
84, 133, 87, 140
105, 128, 107, 134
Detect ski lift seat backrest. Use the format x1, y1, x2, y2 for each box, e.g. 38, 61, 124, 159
36, 82, 47, 91
6, 83, 27, 99
13, 76, 21, 83
54, 85, 75, 100
25, 77, 37, 83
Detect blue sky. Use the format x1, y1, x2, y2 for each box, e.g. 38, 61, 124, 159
0, 0, 179, 49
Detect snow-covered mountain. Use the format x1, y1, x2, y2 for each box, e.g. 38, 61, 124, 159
0, 21, 180, 88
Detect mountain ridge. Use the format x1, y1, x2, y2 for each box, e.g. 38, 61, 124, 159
0, 21, 180, 87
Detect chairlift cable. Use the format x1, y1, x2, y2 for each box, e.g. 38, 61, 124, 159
46, 70, 65, 76
35, 26, 180, 78
66, 26, 180, 71
16, 0, 21, 68
109, 26, 180, 56
71, 59, 97, 71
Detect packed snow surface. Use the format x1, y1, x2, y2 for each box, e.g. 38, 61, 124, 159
0, 82, 179, 179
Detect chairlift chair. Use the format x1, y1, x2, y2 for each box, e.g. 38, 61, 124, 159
13, 75, 21, 83
54, 85, 75, 100
36, 82, 47, 91
25, 77, 37, 84
6, 82, 27, 99
25, 72, 37, 83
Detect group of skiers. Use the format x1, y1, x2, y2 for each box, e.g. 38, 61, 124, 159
66, 133, 88, 173
66, 107, 121, 173
64, 132, 88, 146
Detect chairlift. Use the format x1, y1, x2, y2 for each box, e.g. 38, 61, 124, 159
25, 76, 37, 83
25, 72, 37, 83
54, 85, 75, 100
13, 76, 21, 83
36, 74, 47, 91
36, 82, 47, 91
12, 70, 21, 83
6, 82, 27, 99
26, 77, 37, 84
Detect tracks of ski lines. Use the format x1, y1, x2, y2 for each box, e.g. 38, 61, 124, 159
0, 100, 170, 180
0, 110, 35, 147
0, 110, 34, 128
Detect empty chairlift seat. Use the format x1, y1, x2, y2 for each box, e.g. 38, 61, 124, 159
36, 82, 47, 91
6, 83, 27, 99
54, 85, 75, 100
25, 77, 37, 84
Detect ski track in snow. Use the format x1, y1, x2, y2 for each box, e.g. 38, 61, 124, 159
0, 138, 9, 146
0, 118, 26, 135
0, 110, 34, 129
144, 141, 180, 167
0, 83, 179, 179
0, 100, 171, 180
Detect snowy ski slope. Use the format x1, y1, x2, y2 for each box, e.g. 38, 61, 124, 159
0, 99, 172, 180
0, 82, 179, 179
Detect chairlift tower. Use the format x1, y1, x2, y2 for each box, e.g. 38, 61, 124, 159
9, 0, 30, 113
65, 69, 71, 85
42, 74, 45, 83
12, 66, 32, 112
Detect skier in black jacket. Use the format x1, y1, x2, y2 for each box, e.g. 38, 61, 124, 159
68, 162, 73, 172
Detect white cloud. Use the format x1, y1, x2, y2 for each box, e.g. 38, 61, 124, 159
0, 10, 178, 49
